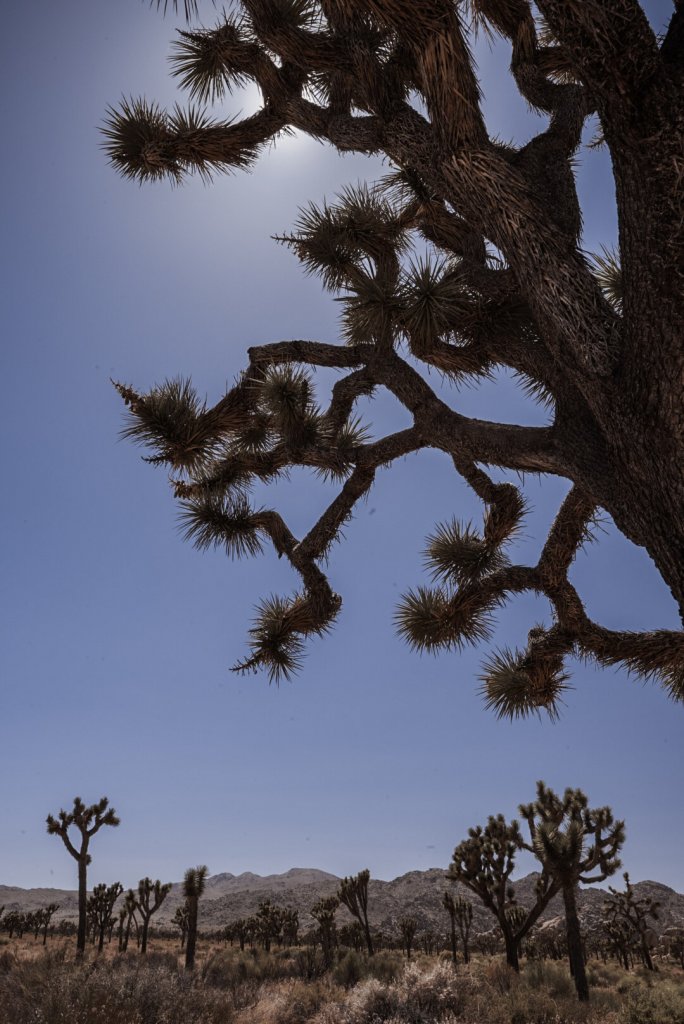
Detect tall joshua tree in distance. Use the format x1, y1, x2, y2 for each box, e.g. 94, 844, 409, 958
46, 797, 119, 955
105, 0, 684, 716
519, 782, 624, 1001
136, 877, 172, 953
338, 869, 374, 956
449, 813, 559, 972
183, 865, 208, 970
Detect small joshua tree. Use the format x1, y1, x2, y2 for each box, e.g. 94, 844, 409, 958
88, 882, 124, 953
449, 813, 559, 971
519, 782, 624, 1001
46, 796, 119, 954
444, 891, 473, 965
39, 903, 60, 946
338, 870, 374, 956
136, 877, 173, 953
399, 916, 418, 959
183, 865, 208, 970
311, 895, 339, 967
282, 907, 299, 947
173, 902, 190, 950
604, 872, 660, 972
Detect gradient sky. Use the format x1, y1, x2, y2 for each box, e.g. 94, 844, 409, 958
2, 1, 682, 895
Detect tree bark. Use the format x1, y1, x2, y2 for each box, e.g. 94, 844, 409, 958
562, 884, 589, 1002
77, 856, 87, 955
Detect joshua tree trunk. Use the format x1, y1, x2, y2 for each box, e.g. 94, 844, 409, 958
503, 931, 520, 973
449, 916, 458, 967
77, 856, 88, 955
141, 919, 150, 954
185, 904, 198, 970
562, 884, 589, 1002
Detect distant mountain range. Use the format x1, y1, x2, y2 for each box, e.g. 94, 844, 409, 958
2, 869, 683, 937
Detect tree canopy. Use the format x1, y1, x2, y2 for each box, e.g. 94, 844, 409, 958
105, 0, 684, 718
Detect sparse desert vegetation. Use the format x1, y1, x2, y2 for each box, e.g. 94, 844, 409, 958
2, 938, 684, 1024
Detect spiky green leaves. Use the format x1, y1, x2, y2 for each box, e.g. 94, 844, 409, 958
400, 257, 471, 353
590, 247, 623, 313
116, 377, 214, 471
425, 520, 509, 587
102, 98, 277, 183
395, 585, 500, 653
178, 494, 267, 558
256, 365, 320, 448
170, 20, 254, 103
283, 186, 408, 292
479, 638, 571, 721
233, 592, 339, 683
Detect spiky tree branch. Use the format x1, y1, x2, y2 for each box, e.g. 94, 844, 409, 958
107, 0, 684, 711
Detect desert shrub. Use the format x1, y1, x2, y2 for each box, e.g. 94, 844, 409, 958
294, 947, 327, 980
334, 951, 365, 989
245, 978, 337, 1024
522, 960, 576, 1000
618, 983, 684, 1024
480, 957, 520, 995
365, 951, 403, 985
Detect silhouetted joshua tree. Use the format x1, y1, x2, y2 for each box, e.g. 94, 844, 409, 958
106, 1, 684, 715
88, 882, 123, 953
399, 916, 418, 960
604, 872, 660, 972
46, 796, 119, 955
183, 865, 208, 970
444, 891, 473, 965
136, 877, 172, 953
311, 895, 339, 967
173, 902, 190, 950
39, 903, 60, 946
338, 870, 374, 956
519, 782, 624, 1001
449, 813, 559, 972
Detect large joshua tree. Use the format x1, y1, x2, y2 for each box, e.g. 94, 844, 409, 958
105, 1, 684, 716
46, 796, 120, 955
519, 782, 624, 1001
448, 812, 559, 971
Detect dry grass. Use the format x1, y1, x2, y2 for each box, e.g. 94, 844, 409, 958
1, 937, 683, 1024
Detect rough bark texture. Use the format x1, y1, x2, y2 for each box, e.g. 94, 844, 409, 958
105, 0, 684, 715
562, 884, 589, 1002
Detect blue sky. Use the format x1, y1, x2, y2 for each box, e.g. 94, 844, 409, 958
1, 1, 681, 894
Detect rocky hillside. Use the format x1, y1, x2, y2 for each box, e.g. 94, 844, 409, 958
2, 869, 683, 938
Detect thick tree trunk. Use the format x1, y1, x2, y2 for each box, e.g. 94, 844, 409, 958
503, 932, 520, 973
185, 902, 198, 970
141, 918, 149, 953
449, 916, 458, 967
77, 856, 87, 955
562, 884, 589, 1002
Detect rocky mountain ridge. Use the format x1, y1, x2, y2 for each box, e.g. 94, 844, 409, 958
2, 870, 682, 937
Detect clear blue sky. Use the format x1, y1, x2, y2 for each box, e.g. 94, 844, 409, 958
1, 1, 681, 894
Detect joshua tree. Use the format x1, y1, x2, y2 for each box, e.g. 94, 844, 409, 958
519, 782, 624, 1001
449, 812, 559, 971
282, 907, 300, 947
183, 864, 208, 970
443, 892, 459, 966
254, 899, 284, 951
398, 915, 418, 959
604, 872, 660, 972
310, 894, 339, 966
338, 869, 374, 956
39, 903, 60, 946
46, 796, 120, 955
121, 888, 139, 952
135, 877, 173, 953
444, 891, 473, 965
106, 1, 684, 716
228, 915, 251, 952
88, 882, 124, 953
173, 902, 190, 949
